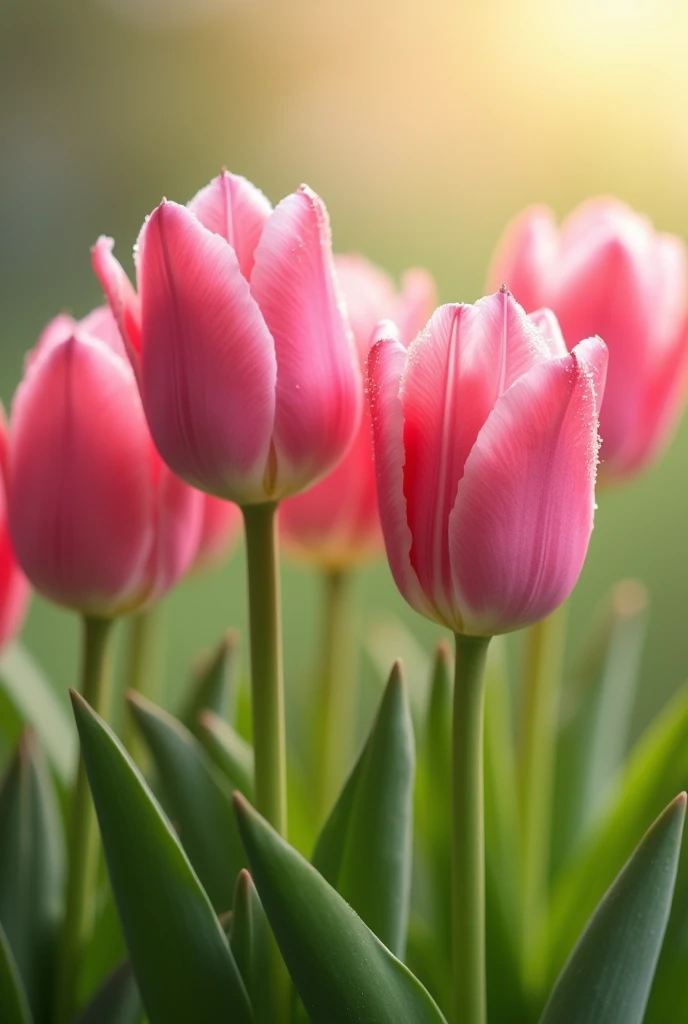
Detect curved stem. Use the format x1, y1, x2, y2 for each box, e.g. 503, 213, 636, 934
316, 568, 354, 823
452, 632, 490, 1024
55, 615, 115, 1024
519, 605, 567, 996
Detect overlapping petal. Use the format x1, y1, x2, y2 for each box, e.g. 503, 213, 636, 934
486, 205, 557, 310
92, 236, 143, 370
187, 169, 272, 280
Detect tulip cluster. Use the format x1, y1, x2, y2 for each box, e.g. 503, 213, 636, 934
2, 172, 688, 1024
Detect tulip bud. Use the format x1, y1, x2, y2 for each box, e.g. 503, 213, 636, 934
0, 409, 29, 647
279, 256, 436, 569
487, 198, 688, 480
7, 309, 203, 617
93, 170, 362, 506
367, 290, 607, 637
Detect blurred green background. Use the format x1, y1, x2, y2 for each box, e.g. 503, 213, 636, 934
1, 0, 687, 744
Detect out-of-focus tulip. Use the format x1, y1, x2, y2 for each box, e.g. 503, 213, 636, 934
0, 409, 29, 647
7, 308, 203, 617
93, 170, 362, 506
367, 290, 608, 637
279, 255, 436, 569
487, 198, 688, 480
193, 495, 242, 571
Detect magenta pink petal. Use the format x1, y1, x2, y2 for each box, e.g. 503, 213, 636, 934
187, 170, 272, 281
367, 323, 432, 620
142, 456, 204, 603
137, 200, 277, 503
8, 333, 154, 616
449, 336, 608, 636
194, 494, 242, 570
79, 306, 128, 361
92, 236, 143, 374
250, 186, 362, 497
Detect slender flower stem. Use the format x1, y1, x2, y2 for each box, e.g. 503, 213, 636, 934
452, 632, 491, 1024
242, 502, 289, 1022
242, 502, 287, 837
122, 606, 159, 768
55, 615, 114, 1024
316, 568, 354, 822
519, 605, 567, 996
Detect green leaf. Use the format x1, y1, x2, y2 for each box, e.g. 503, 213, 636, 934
311, 662, 414, 957
230, 870, 272, 1024
197, 710, 254, 801
179, 630, 239, 737
0, 920, 31, 1024
127, 691, 246, 912
70, 690, 252, 1024
539, 794, 686, 1024
0, 643, 76, 785
553, 580, 648, 873
73, 960, 141, 1024
548, 682, 688, 985
234, 794, 447, 1024
0, 731, 65, 1021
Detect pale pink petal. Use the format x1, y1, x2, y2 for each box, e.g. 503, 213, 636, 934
8, 333, 154, 616
449, 336, 608, 636
394, 269, 438, 348
137, 200, 276, 503
250, 186, 362, 497
91, 236, 143, 374
366, 323, 433, 620
79, 305, 128, 361
486, 205, 558, 311
187, 170, 272, 281
142, 456, 205, 602
528, 308, 568, 357
399, 295, 551, 624
193, 494, 243, 570
334, 255, 398, 361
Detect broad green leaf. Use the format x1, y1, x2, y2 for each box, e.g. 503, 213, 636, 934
539, 794, 686, 1024
231, 870, 272, 1024
197, 710, 254, 801
0, 731, 65, 1021
311, 662, 414, 957
179, 630, 239, 737
0, 643, 75, 784
0, 920, 31, 1024
548, 682, 688, 985
73, 960, 141, 1024
235, 794, 448, 1024
127, 692, 245, 912
553, 581, 647, 872
70, 690, 252, 1024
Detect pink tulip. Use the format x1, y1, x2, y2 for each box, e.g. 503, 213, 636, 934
92, 170, 362, 506
0, 409, 29, 647
487, 198, 688, 480
279, 255, 436, 568
7, 308, 204, 617
367, 290, 608, 637
193, 495, 242, 571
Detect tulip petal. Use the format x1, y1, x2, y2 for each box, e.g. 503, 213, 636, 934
0, 412, 28, 648
250, 186, 362, 496
529, 308, 568, 357
367, 324, 431, 619
449, 336, 608, 636
8, 334, 153, 616
394, 269, 438, 348
187, 170, 272, 281
486, 205, 558, 311
334, 255, 398, 361
143, 459, 204, 603
79, 306, 128, 361
137, 200, 276, 502
194, 495, 242, 570
92, 237, 143, 373
399, 295, 551, 625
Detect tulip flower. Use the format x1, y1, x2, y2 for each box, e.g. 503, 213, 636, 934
280, 255, 436, 569
193, 495, 242, 571
487, 198, 688, 480
7, 307, 204, 618
367, 289, 608, 638
0, 409, 29, 649
92, 170, 362, 506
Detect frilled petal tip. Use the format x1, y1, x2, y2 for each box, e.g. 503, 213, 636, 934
448, 335, 608, 636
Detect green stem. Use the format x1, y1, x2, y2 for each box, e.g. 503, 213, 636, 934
55, 615, 114, 1024
122, 606, 159, 768
452, 632, 490, 1024
519, 605, 567, 996
242, 502, 287, 836
316, 568, 354, 823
